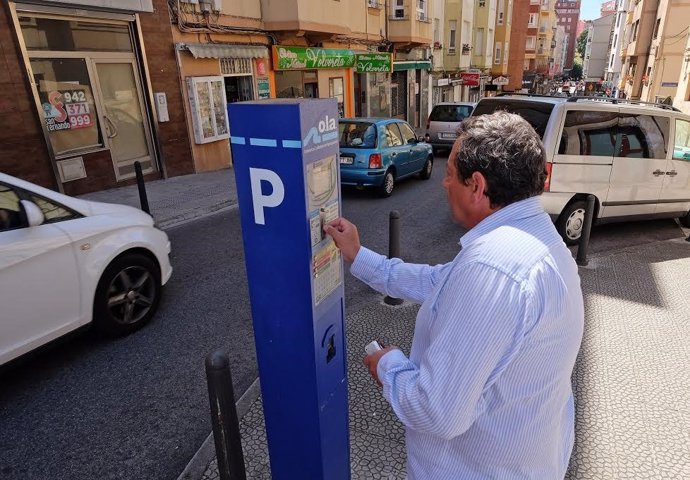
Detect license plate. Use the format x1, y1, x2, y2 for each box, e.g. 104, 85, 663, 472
339, 156, 354, 165
440, 132, 457, 139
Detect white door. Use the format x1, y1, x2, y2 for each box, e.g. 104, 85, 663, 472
658, 117, 690, 215
93, 60, 155, 180
606, 111, 668, 217
0, 184, 81, 365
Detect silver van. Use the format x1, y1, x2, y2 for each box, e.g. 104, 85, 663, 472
471, 95, 690, 244
425, 102, 474, 153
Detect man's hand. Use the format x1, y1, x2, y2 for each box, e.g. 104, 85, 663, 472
363, 345, 398, 386
324, 217, 361, 263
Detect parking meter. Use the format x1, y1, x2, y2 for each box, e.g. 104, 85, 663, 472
228, 98, 349, 480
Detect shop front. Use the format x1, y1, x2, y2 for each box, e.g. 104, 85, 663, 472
392, 59, 431, 129
175, 43, 270, 172
353, 53, 393, 118
272, 46, 355, 118
6, 1, 167, 194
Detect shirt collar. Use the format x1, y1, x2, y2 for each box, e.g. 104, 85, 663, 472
459, 196, 543, 249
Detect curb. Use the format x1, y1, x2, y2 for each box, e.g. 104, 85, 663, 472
177, 378, 262, 480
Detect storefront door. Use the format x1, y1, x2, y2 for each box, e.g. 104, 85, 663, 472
93, 60, 154, 180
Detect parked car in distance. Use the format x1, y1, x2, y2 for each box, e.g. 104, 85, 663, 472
338, 118, 434, 197
425, 102, 475, 153
471, 95, 690, 245
0, 172, 172, 366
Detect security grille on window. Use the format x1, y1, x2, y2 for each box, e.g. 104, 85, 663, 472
220, 58, 252, 75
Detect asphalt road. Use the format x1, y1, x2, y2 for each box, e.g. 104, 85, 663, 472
0, 153, 684, 480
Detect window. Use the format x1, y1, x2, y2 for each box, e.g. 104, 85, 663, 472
394, 0, 404, 18
434, 18, 440, 43
612, 34, 617, 48
0, 185, 24, 232
633, 21, 639, 41
558, 111, 618, 156
526, 36, 536, 49
616, 114, 668, 159
19, 17, 132, 52
339, 122, 377, 148
529, 13, 537, 26
498, 0, 505, 25
397, 122, 417, 144
472, 99, 555, 139
653, 18, 661, 39
449, 20, 457, 51
329, 77, 345, 117
495, 42, 502, 64
429, 104, 473, 122
673, 119, 690, 160
29, 194, 80, 223
384, 123, 404, 147
475, 28, 485, 53
30, 58, 104, 156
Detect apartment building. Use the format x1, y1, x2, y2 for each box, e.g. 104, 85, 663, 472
537, 0, 557, 77
440, 0, 475, 99
524, 0, 540, 74
605, 0, 628, 97
672, 32, 690, 114
472, 0, 498, 79
582, 14, 615, 86
491, 0, 513, 86
638, 0, 690, 104
619, 0, 656, 99
555, 0, 580, 69
506, 0, 530, 91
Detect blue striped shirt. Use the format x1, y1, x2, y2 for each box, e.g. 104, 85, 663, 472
350, 197, 584, 479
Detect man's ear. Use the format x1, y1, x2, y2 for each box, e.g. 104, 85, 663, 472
470, 171, 487, 201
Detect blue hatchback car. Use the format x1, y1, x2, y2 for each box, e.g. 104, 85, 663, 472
338, 118, 434, 197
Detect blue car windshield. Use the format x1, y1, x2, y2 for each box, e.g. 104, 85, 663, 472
339, 122, 377, 148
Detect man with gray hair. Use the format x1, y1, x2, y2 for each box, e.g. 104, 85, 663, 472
325, 111, 584, 478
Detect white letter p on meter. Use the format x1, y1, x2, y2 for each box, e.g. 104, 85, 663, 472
249, 168, 285, 225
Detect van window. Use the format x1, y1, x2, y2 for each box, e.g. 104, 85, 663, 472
558, 111, 618, 156
429, 104, 473, 122
673, 119, 690, 160
472, 99, 553, 138
616, 114, 668, 158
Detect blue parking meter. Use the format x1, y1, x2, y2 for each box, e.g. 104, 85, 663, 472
228, 98, 349, 480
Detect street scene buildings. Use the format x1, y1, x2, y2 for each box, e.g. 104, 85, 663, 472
4, 0, 687, 196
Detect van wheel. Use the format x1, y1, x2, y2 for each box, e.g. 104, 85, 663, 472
557, 201, 587, 246
679, 211, 690, 228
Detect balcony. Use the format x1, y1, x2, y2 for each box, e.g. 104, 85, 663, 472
388, 9, 432, 45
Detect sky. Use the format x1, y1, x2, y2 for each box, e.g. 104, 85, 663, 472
579, 0, 605, 21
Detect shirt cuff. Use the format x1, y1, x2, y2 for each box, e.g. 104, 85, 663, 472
376, 348, 408, 384
350, 246, 384, 282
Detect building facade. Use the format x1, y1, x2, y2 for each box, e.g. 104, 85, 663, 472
555, 0, 580, 69
582, 15, 615, 88
1, 0, 194, 195
506, 0, 529, 91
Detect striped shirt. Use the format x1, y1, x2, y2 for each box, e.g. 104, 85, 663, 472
351, 197, 584, 479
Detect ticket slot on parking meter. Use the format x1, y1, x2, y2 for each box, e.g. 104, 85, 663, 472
228, 98, 349, 480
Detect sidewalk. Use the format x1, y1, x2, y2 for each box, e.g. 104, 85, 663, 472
81, 170, 690, 479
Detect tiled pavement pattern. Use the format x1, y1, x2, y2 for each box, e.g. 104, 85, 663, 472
79, 169, 237, 229
198, 237, 690, 480
565, 238, 690, 479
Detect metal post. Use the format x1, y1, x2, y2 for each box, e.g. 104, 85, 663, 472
576, 195, 596, 267
384, 210, 404, 306
134, 161, 150, 215
205, 351, 247, 480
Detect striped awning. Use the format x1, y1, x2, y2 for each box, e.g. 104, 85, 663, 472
183, 43, 269, 60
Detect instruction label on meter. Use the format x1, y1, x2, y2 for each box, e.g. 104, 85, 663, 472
307, 155, 342, 304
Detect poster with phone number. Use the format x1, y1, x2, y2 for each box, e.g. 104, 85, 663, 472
43, 89, 94, 131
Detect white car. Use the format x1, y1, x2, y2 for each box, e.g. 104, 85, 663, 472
0, 172, 172, 366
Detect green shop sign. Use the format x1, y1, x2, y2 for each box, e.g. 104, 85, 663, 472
354, 53, 393, 73
272, 46, 355, 70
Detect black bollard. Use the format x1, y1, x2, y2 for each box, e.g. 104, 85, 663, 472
576, 195, 596, 267
134, 161, 150, 215
384, 210, 404, 306
205, 351, 247, 480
